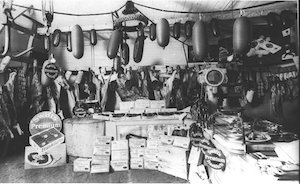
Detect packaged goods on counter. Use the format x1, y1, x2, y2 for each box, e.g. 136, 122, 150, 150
111, 140, 129, 150
94, 136, 112, 146
144, 157, 159, 170
110, 160, 129, 171
24, 143, 66, 169
172, 136, 190, 149
149, 100, 166, 109
130, 158, 144, 169
91, 155, 110, 165
159, 135, 174, 145
129, 138, 146, 148
73, 158, 91, 172
146, 139, 162, 148
130, 148, 145, 158
111, 150, 129, 160
93, 145, 111, 156
91, 163, 110, 173
119, 101, 135, 110
29, 127, 64, 154
144, 148, 159, 159
134, 99, 150, 109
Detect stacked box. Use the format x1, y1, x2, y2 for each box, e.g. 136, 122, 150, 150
111, 140, 129, 171
90, 136, 111, 173
129, 138, 146, 169
74, 158, 91, 172
143, 139, 160, 170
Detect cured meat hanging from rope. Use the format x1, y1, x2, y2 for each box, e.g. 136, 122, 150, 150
14, 65, 27, 113
30, 60, 44, 115
0, 86, 14, 139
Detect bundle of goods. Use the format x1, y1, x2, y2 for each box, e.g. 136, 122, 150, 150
111, 139, 129, 171
90, 136, 112, 173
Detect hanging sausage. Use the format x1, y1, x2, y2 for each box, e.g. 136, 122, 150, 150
44, 36, 50, 52
185, 21, 194, 39
210, 18, 219, 37
121, 42, 129, 65
133, 35, 145, 63
90, 29, 97, 46
66, 32, 72, 52
52, 29, 61, 47
173, 22, 181, 39
192, 20, 207, 60
107, 29, 122, 59
233, 16, 252, 55
113, 55, 121, 72
71, 24, 84, 59
149, 23, 156, 41
156, 18, 170, 47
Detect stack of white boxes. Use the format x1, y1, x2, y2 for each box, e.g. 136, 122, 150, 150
129, 138, 146, 169
111, 140, 129, 171
143, 137, 161, 170
73, 158, 92, 172
90, 136, 111, 173
157, 135, 190, 180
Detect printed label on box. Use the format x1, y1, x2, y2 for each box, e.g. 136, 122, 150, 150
93, 145, 111, 156
94, 136, 112, 146
111, 150, 129, 160
150, 100, 165, 109
144, 148, 158, 159
129, 138, 146, 148
147, 139, 161, 149
24, 143, 66, 170
130, 158, 144, 169
91, 155, 110, 165
73, 158, 91, 172
111, 140, 129, 151
90, 163, 110, 173
110, 160, 129, 171
120, 101, 135, 110
134, 99, 150, 109
172, 136, 190, 149
159, 135, 174, 145
130, 148, 145, 158
144, 158, 158, 170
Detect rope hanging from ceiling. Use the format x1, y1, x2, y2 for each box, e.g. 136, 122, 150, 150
10, 1, 286, 16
